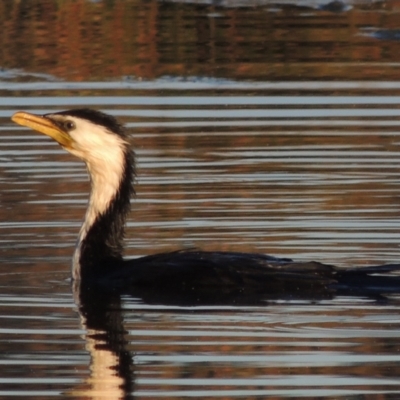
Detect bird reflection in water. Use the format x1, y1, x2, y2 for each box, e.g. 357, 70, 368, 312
68, 283, 134, 399
66, 272, 400, 400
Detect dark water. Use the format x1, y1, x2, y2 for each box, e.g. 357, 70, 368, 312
2, 0, 400, 398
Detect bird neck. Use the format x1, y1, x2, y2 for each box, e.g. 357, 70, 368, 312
72, 149, 135, 281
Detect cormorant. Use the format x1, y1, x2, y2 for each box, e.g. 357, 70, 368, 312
11, 109, 400, 303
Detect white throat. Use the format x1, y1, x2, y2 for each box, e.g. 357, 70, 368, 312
69, 118, 128, 280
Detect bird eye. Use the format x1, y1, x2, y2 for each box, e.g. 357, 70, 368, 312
64, 120, 75, 131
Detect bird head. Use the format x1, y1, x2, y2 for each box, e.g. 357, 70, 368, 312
11, 108, 130, 167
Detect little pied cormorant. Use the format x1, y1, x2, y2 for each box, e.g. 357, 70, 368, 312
11, 109, 400, 301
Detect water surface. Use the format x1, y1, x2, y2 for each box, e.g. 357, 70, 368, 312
2, 1, 400, 398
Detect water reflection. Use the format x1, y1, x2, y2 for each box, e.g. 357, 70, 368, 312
69, 285, 134, 399
65, 278, 400, 399
2, 0, 400, 82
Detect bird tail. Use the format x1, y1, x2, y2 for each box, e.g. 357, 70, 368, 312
335, 263, 400, 295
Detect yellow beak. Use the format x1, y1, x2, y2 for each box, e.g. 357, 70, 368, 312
11, 111, 73, 148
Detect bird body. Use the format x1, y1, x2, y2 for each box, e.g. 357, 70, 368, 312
11, 108, 400, 304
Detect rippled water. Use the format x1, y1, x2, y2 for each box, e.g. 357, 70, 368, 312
2, 0, 400, 398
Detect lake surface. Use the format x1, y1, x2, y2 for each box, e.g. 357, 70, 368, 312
2, 0, 400, 398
